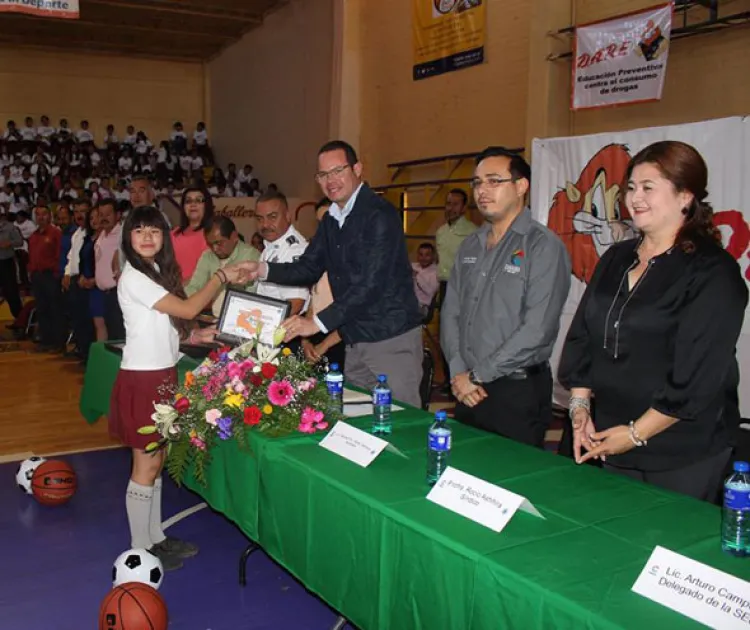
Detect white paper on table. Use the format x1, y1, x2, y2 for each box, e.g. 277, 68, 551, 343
318, 421, 389, 467
343, 388, 371, 403
632, 546, 750, 629
344, 403, 404, 418
427, 467, 544, 533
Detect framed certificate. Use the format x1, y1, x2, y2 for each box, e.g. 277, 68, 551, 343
215, 289, 290, 347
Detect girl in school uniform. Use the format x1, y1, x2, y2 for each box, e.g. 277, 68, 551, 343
110, 205, 250, 571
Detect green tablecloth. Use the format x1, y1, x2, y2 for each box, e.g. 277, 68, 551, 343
81, 343, 750, 629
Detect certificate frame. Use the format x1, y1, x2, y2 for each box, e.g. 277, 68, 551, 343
215, 289, 290, 348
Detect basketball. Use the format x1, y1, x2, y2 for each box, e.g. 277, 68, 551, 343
30, 459, 77, 506
98, 582, 168, 630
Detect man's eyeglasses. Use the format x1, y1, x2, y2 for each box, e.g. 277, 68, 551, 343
470, 176, 517, 190
315, 164, 351, 183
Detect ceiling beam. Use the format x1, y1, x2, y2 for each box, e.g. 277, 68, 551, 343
85, 0, 263, 23
0, 15, 238, 40
0, 35, 209, 61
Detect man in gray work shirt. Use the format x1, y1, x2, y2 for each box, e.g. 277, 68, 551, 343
441, 147, 571, 448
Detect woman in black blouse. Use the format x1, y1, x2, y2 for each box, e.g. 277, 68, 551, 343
559, 140, 747, 501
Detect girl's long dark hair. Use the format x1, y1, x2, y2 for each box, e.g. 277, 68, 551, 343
122, 205, 190, 337
175, 186, 214, 234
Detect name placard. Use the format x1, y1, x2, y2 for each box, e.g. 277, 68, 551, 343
319, 421, 388, 468
426, 466, 543, 533
632, 546, 750, 629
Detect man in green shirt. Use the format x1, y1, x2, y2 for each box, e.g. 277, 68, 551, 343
185, 215, 260, 316
436, 188, 476, 304
435, 188, 476, 390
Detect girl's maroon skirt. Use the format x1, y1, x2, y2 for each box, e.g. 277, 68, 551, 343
109, 367, 177, 450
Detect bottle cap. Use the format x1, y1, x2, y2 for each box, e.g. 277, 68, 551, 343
734, 461, 750, 473
329, 363, 339, 371
435, 410, 447, 420
377, 374, 387, 382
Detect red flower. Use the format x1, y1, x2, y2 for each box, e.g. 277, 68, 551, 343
243, 406, 262, 426
174, 396, 190, 414
261, 363, 277, 379
250, 374, 263, 387
208, 345, 231, 362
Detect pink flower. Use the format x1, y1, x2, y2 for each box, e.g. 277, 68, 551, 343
230, 377, 247, 395
297, 378, 317, 393
227, 361, 243, 379
190, 436, 206, 450
301, 406, 324, 425
298, 422, 316, 434
205, 409, 221, 426
315, 421, 329, 431
268, 380, 295, 407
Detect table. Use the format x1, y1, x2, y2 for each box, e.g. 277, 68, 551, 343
81, 343, 750, 629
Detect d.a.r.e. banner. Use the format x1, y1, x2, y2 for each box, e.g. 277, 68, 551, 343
412, 0, 485, 81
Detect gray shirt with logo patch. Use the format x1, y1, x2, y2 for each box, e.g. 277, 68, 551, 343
441, 208, 571, 383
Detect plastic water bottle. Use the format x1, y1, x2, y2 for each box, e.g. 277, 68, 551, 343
325, 363, 343, 414
427, 410, 451, 485
371, 375, 392, 435
722, 461, 750, 557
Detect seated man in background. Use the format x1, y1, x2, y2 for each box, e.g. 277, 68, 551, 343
255, 191, 309, 316
412, 242, 439, 319
185, 215, 260, 317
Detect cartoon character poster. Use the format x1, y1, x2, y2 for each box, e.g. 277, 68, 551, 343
532, 116, 750, 413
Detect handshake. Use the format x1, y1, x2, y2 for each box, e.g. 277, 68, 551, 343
218, 261, 266, 285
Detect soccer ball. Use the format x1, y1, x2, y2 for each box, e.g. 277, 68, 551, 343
112, 548, 164, 590
16, 457, 46, 495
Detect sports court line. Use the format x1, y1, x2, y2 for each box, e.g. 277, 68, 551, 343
162, 502, 208, 530
0, 444, 124, 464
43, 443, 124, 458
0, 451, 33, 464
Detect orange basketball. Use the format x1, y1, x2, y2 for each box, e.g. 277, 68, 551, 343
31, 459, 77, 506
99, 582, 168, 630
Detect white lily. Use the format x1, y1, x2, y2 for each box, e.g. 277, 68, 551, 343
229, 339, 255, 361
256, 343, 281, 365
151, 403, 180, 438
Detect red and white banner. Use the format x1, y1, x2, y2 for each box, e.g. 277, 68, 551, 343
0, 0, 79, 19
572, 3, 672, 111
531, 116, 750, 414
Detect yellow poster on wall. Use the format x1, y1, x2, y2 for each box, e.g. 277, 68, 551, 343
413, 0, 485, 81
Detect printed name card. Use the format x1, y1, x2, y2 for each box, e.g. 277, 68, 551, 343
319, 421, 388, 468
632, 546, 750, 629
426, 466, 543, 533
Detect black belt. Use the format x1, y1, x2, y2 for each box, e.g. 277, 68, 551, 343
502, 362, 549, 381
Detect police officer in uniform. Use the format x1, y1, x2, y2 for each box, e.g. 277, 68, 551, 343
441, 147, 571, 448
255, 190, 309, 315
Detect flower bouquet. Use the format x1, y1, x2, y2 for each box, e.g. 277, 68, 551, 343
139, 333, 338, 486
